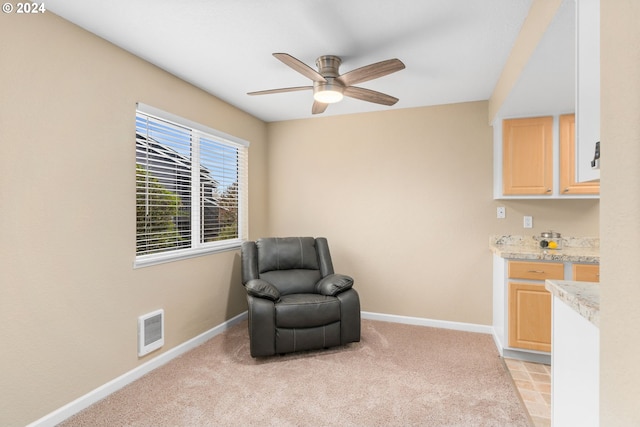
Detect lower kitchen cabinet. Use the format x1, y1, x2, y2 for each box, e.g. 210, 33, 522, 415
492, 256, 596, 362
508, 282, 552, 352
507, 260, 563, 353
573, 263, 600, 282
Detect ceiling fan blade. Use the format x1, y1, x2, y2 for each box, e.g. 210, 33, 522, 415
343, 86, 399, 106
337, 58, 405, 86
247, 86, 312, 96
273, 53, 327, 83
312, 101, 328, 115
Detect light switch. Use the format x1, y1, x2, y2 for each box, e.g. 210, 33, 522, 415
523, 216, 533, 228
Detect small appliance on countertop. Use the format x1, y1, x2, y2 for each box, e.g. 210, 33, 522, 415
539, 231, 562, 250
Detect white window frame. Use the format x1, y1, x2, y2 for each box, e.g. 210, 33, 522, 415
134, 103, 249, 268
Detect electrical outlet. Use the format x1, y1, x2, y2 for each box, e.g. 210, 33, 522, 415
497, 207, 506, 219
523, 216, 533, 228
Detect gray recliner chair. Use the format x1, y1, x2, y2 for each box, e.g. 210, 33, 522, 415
241, 237, 361, 357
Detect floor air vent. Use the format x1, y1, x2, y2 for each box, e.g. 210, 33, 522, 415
138, 309, 164, 357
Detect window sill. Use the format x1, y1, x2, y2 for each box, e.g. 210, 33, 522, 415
133, 240, 242, 269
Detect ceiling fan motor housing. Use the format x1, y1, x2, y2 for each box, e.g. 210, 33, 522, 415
315, 55, 341, 78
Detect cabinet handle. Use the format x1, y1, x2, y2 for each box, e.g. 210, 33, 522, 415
527, 270, 545, 273
546, 188, 552, 192
563, 188, 570, 193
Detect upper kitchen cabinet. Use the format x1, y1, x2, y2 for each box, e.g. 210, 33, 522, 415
495, 114, 598, 199
560, 114, 599, 194
502, 116, 554, 196
575, 0, 601, 182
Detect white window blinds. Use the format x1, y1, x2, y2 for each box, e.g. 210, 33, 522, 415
135, 103, 248, 267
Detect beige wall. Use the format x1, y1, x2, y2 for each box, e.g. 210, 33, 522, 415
266, 102, 599, 324
0, 12, 268, 427
491, 199, 599, 236
1, 4, 615, 426
600, 2, 640, 425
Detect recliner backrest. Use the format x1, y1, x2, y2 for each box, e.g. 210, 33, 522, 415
256, 237, 322, 295
257, 237, 319, 272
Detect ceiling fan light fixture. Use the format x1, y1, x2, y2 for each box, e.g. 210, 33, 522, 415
313, 82, 344, 104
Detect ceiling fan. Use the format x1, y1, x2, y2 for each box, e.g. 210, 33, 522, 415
248, 53, 405, 114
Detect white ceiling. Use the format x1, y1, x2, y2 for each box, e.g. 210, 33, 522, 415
46, 0, 575, 123
498, 0, 575, 119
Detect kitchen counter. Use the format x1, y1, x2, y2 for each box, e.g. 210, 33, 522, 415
490, 234, 599, 364
545, 280, 600, 327
489, 235, 599, 263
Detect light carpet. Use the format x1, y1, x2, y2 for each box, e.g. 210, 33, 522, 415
59, 319, 531, 426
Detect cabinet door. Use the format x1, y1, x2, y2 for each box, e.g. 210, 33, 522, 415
573, 263, 600, 282
560, 114, 599, 194
508, 282, 552, 352
502, 116, 554, 195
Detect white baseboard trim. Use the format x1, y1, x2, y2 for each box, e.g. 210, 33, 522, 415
491, 326, 551, 364
362, 311, 493, 335
27, 311, 248, 427
492, 329, 505, 356
30, 310, 489, 426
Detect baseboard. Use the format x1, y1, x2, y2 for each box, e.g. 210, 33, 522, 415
492, 328, 505, 356
31, 310, 489, 426
27, 311, 248, 427
491, 326, 551, 364
361, 311, 493, 335
501, 347, 551, 364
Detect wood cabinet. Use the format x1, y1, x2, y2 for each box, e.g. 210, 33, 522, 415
508, 261, 564, 280
509, 283, 552, 352
494, 114, 599, 199
572, 263, 600, 282
493, 256, 600, 362
560, 114, 599, 194
502, 116, 554, 195
507, 261, 564, 352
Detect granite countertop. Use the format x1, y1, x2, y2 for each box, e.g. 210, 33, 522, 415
545, 280, 600, 327
489, 235, 600, 263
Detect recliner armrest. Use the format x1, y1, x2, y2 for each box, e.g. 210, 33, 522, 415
245, 279, 280, 301
316, 274, 354, 296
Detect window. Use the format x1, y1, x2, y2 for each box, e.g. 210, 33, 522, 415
135, 103, 248, 267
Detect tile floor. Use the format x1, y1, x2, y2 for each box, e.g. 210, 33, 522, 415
505, 358, 551, 427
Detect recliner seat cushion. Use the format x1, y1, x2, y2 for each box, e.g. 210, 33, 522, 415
275, 294, 341, 328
